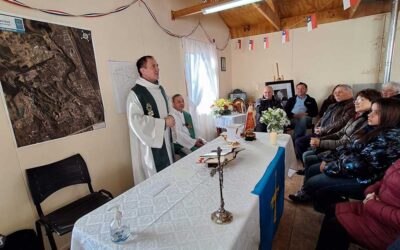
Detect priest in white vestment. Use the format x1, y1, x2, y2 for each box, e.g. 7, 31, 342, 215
127, 56, 175, 184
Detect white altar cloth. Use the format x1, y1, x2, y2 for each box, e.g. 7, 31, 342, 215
214, 113, 247, 129
71, 133, 296, 250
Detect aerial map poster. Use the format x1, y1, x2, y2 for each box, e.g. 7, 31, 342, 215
0, 14, 105, 147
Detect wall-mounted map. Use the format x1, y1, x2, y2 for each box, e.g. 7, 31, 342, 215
0, 15, 105, 147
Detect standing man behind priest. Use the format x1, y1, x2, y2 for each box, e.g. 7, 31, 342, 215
284, 82, 318, 139
127, 55, 175, 185
171, 94, 204, 157
255, 85, 283, 132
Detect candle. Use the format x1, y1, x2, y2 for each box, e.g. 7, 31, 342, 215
270, 131, 278, 146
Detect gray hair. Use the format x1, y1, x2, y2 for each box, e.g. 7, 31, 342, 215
335, 84, 353, 94
264, 85, 274, 92
382, 81, 400, 92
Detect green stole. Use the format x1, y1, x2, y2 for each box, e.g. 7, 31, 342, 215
132, 84, 171, 172
174, 111, 198, 155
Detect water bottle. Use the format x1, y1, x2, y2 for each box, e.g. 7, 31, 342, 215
108, 205, 130, 243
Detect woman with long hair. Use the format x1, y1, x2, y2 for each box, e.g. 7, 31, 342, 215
298, 98, 400, 212
289, 89, 381, 202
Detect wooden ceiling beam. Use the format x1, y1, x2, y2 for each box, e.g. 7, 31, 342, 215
171, 1, 218, 20
230, 22, 277, 38
252, 3, 281, 30
265, 0, 277, 13
348, 0, 362, 19
281, 7, 348, 29
171, 0, 241, 20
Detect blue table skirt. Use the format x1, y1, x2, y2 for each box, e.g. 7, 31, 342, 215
252, 147, 285, 250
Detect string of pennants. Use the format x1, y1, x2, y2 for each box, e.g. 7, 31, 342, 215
236, 0, 357, 51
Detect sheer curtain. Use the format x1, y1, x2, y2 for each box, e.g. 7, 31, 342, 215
182, 38, 219, 141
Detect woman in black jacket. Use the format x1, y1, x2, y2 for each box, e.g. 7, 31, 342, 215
297, 89, 382, 176
291, 98, 400, 212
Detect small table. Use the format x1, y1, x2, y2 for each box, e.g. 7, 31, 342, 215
214, 113, 247, 135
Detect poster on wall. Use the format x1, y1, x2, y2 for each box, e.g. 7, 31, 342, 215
0, 14, 105, 147
108, 60, 138, 114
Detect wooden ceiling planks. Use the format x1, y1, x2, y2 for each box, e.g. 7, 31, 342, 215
229, 22, 277, 38
171, 0, 391, 38
281, 7, 348, 30
252, 2, 281, 30
219, 5, 268, 27
352, 0, 391, 18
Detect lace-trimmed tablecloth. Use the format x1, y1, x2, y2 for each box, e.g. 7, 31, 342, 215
71, 133, 296, 250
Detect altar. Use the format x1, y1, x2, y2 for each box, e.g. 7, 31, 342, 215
71, 133, 296, 250
214, 113, 247, 129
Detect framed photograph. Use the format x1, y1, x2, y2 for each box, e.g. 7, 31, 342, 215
265, 80, 295, 107
220, 57, 226, 71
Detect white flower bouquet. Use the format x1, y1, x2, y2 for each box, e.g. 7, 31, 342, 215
211, 98, 234, 116
260, 108, 290, 133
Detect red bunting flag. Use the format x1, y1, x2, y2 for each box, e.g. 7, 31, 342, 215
263, 36, 269, 49
281, 29, 289, 44
307, 14, 318, 32
249, 39, 254, 50
343, 0, 358, 10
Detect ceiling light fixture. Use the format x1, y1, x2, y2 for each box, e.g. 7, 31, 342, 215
202, 0, 263, 15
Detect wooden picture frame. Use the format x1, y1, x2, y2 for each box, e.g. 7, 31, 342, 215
265, 80, 295, 107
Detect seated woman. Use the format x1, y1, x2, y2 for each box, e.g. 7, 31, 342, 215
298, 89, 381, 176
316, 159, 400, 250
290, 98, 400, 212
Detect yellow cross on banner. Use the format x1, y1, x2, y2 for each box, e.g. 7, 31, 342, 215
270, 172, 280, 223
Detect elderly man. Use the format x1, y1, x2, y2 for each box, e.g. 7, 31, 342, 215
170, 94, 204, 157
255, 85, 282, 132
381, 81, 400, 99
285, 82, 318, 139
295, 84, 355, 172
127, 55, 175, 184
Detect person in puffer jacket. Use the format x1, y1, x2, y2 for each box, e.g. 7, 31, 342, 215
298, 89, 382, 177
315, 158, 400, 250
290, 98, 400, 211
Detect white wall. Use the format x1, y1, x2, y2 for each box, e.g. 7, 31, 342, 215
231, 14, 400, 104
0, 0, 230, 248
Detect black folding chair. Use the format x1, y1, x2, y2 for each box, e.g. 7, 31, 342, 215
26, 154, 113, 250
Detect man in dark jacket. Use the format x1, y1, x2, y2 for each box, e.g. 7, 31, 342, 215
295, 84, 355, 167
255, 85, 282, 132
285, 82, 318, 139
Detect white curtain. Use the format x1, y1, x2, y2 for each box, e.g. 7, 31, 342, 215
182, 38, 219, 141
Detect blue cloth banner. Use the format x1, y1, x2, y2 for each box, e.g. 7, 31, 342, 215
252, 147, 285, 250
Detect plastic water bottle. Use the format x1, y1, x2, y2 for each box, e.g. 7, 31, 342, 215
108, 205, 130, 243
